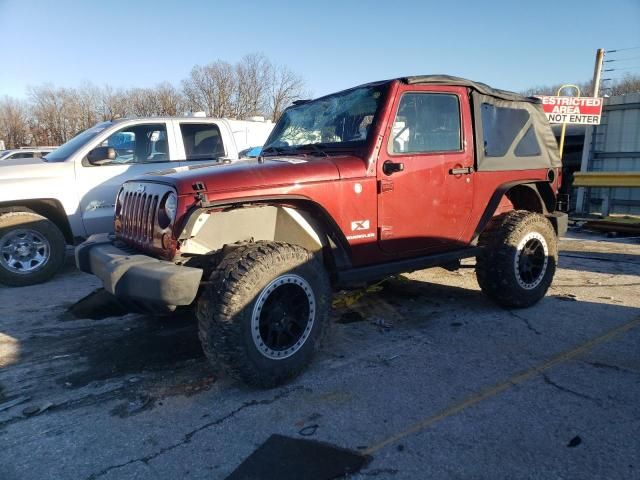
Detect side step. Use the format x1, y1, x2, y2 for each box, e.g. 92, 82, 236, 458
336, 247, 482, 287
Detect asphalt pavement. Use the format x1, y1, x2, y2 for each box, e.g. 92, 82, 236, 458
1, 231, 639, 480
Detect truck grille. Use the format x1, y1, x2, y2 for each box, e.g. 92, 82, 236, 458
115, 181, 175, 256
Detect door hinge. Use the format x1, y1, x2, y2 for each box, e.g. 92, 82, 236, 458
379, 226, 393, 239
378, 179, 394, 193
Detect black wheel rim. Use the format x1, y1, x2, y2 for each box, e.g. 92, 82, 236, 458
251, 274, 315, 360
515, 232, 548, 289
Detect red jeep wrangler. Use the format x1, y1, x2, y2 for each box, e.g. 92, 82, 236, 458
77, 75, 567, 387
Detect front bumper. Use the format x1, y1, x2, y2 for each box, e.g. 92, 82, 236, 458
75, 234, 203, 308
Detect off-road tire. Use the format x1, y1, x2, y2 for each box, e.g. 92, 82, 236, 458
0, 211, 66, 287
197, 241, 331, 388
476, 210, 557, 308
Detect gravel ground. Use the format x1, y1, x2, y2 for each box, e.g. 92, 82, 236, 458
0, 231, 639, 480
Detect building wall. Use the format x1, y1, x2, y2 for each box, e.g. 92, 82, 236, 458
579, 93, 640, 215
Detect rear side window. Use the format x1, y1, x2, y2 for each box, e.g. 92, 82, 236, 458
12, 152, 36, 159
481, 104, 537, 157
514, 126, 541, 157
389, 93, 461, 154
180, 123, 225, 160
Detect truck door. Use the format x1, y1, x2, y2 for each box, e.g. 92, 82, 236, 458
77, 121, 179, 235
377, 85, 474, 255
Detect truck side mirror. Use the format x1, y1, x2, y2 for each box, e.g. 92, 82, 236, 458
87, 146, 116, 166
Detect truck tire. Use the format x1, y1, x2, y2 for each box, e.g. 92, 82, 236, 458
0, 211, 66, 287
476, 210, 557, 308
197, 241, 331, 388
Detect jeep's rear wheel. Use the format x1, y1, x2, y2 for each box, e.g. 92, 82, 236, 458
197, 241, 331, 387
476, 210, 557, 308
0, 211, 66, 287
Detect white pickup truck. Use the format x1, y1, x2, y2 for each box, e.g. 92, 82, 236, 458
0, 116, 273, 286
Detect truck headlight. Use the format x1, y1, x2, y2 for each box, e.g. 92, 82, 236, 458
158, 192, 177, 228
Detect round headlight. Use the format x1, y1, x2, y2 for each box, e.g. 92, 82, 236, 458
115, 188, 125, 215
164, 193, 177, 222
158, 192, 177, 229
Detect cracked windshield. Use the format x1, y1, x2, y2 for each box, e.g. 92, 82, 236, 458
263, 86, 385, 153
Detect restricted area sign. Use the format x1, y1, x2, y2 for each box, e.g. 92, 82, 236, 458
538, 96, 603, 125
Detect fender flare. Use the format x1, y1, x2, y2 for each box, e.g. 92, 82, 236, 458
176, 195, 353, 272
471, 181, 554, 243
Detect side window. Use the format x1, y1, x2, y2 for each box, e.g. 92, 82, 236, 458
13, 152, 35, 159
180, 123, 225, 161
389, 93, 461, 154
481, 104, 535, 157
98, 123, 168, 164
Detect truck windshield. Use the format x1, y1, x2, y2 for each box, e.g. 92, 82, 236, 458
262, 85, 387, 155
43, 121, 114, 162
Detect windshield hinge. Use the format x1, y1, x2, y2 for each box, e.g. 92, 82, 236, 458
192, 182, 207, 203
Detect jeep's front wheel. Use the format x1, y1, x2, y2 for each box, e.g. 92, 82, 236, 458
197, 241, 331, 387
0, 211, 66, 287
476, 210, 557, 308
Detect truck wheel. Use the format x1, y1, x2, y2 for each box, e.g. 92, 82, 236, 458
0, 211, 66, 287
197, 241, 331, 388
476, 210, 557, 308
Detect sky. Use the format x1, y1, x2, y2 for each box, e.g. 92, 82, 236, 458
1, 0, 639, 99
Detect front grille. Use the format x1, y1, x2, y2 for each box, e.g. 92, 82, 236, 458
120, 191, 159, 243
115, 181, 175, 256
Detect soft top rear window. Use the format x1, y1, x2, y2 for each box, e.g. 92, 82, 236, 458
480, 104, 529, 157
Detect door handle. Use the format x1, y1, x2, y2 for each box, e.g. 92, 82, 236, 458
449, 167, 474, 175
383, 160, 404, 175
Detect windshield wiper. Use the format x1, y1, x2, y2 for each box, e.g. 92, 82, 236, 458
261, 145, 288, 156
293, 144, 329, 157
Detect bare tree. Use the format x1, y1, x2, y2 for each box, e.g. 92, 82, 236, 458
609, 74, 640, 96
182, 64, 218, 115
210, 61, 236, 117
182, 61, 237, 117
28, 84, 81, 145
520, 80, 592, 97
100, 85, 129, 120
520, 75, 640, 98
127, 88, 161, 117
267, 64, 307, 121
0, 53, 308, 147
74, 82, 101, 131
235, 53, 271, 118
154, 82, 183, 116
0, 97, 30, 148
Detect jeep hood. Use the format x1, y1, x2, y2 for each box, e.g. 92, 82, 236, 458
140, 157, 363, 196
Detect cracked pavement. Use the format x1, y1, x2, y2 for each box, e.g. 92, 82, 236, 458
1, 231, 639, 479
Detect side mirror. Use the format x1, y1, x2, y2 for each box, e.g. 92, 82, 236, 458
87, 146, 116, 165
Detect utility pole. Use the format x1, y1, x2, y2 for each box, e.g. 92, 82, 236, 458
576, 48, 605, 214
592, 48, 605, 96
